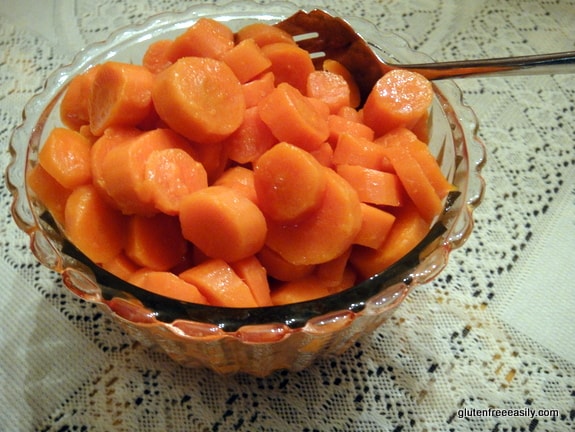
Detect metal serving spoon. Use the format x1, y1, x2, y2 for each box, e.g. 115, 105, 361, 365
275, 9, 575, 103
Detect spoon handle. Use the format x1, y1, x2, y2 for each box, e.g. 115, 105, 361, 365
392, 51, 575, 80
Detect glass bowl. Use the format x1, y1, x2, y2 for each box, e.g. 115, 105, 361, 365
6, 0, 485, 376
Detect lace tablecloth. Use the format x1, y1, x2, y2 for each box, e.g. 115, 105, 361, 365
1, 0, 574, 430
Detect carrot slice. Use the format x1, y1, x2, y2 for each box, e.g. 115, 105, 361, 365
142, 39, 173, 74
337, 105, 363, 123
235, 22, 296, 47
332, 133, 387, 171
38, 127, 92, 189
143, 148, 208, 215
363, 69, 433, 138
221, 38, 272, 84
125, 213, 188, 271
327, 114, 374, 146
179, 186, 267, 263
309, 141, 334, 167
322, 59, 360, 108
260, 42, 315, 94
88, 61, 155, 136
152, 56, 245, 144
254, 142, 327, 223
265, 168, 362, 266
179, 258, 258, 307
270, 276, 331, 305
314, 248, 352, 288
242, 71, 275, 108
101, 252, 140, 281
353, 203, 396, 249
230, 256, 272, 307
350, 201, 429, 279
60, 65, 101, 131
306, 70, 351, 114
257, 246, 315, 282
64, 184, 127, 264
258, 82, 329, 152
166, 17, 234, 61
130, 270, 208, 304
223, 106, 277, 164
213, 166, 258, 204
187, 140, 229, 184
27, 164, 71, 225
335, 164, 404, 206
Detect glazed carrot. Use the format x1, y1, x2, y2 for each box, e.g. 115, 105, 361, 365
179, 258, 258, 308
382, 146, 443, 222
337, 105, 363, 123
309, 141, 334, 167
38, 127, 92, 189
142, 39, 173, 74
100, 128, 179, 215
410, 111, 430, 143
235, 22, 296, 47
88, 61, 155, 136
27, 164, 71, 225
125, 213, 188, 271
353, 203, 396, 249
314, 248, 352, 288
213, 166, 258, 204
260, 42, 315, 94
362, 69, 433, 138
258, 82, 329, 152
332, 133, 387, 171
265, 168, 362, 266
350, 201, 429, 279
242, 71, 275, 108
64, 184, 127, 264
257, 246, 315, 282
166, 17, 234, 62
322, 59, 360, 108
78, 125, 98, 144
179, 186, 267, 263
254, 142, 327, 222
270, 276, 331, 305
187, 140, 228, 184
327, 114, 375, 146
130, 270, 209, 304
143, 148, 208, 215
326, 267, 357, 294
60, 65, 101, 131
335, 164, 404, 206
306, 70, 351, 114
223, 106, 277, 164
152, 56, 245, 144
230, 256, 273, 307
221, 38, 272, 84
101, 252, 140, 281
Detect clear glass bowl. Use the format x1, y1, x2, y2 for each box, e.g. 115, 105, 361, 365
6, 0, 485, 376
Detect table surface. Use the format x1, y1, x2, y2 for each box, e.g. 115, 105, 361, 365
1, 0, 574, 431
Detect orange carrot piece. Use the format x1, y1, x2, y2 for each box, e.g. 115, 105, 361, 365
265, 168, 362, 266
179, 258, 258, 308
101, 252, 140, 281
152, 56, 245, 144
254, 142, 327, 223
327, 266, 357, 294
125, 213, 188, 271
322, 59, 361, 108
59, 65, 101, 131
350, 201, 429, 279
242, 71, 275, 108
306, 70, 351, 114
166, 17, 234, 61
130, 270, 208, 304
382, 146, 443, 222
258, 82, 329, 152
223, 106, 277, 164
337, 105, 363, 123
142, 39, 173, 74
187, 140, 229, 184
271, 276, 331, 305
88, 61, 155, 136
309, 141, 334, 167
363, 69, 433, 138
143, 148, 208, 215
235, 22, 296, 47
179, 186, 267, 263
260, 42, 315, 94
410, 111, 430, 143
353, 203, 396, 249
335, 164, 404, 206
27, 164, 71, 225
38, 127, 92, 189
213, 166, 258, 204
332, 133, 387, 171
78, 125, 98, 144
327, 114, 375, 146
315, 248, 352, 288
230, 256, 272, 307
221, 38, 272, 84
257, 246, 315, 282
64, 184, 127, 264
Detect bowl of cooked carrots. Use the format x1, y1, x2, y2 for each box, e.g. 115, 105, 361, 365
6, 1, 485, 376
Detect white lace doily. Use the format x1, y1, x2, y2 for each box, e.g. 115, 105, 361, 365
1, 0, 574, 431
